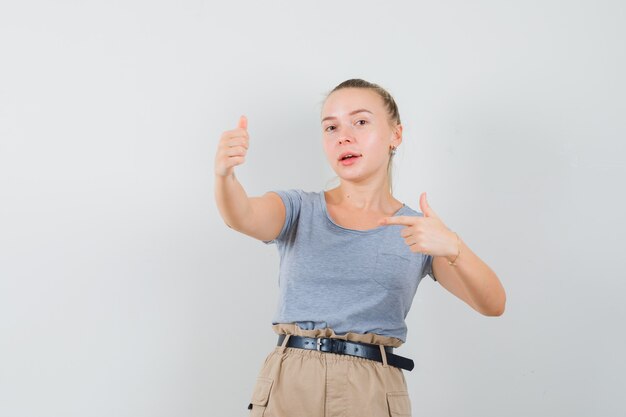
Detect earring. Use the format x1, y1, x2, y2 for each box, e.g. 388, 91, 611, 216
390, 146, 396, 156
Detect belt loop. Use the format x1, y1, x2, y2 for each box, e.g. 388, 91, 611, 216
278, 334, 291, 354
379, 344, 389, 367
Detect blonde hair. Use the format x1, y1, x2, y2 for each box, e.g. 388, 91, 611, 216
320, 78, 401, 195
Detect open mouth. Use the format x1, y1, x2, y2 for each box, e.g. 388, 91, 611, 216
339, 154, 362, 165
339, 152, 362, 161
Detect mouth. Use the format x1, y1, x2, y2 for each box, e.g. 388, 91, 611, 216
339, 154, 362, 165
338, 153, 362, 161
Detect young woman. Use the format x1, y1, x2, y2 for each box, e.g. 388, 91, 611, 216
214, 78, 506, 417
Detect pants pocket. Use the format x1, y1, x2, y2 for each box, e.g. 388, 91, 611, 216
386, 391, 412, 417
248, 376, 274, 417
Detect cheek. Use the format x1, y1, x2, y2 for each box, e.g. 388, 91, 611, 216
361, 133, 385, 151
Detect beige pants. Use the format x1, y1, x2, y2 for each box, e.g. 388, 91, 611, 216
248, 323, 412, 417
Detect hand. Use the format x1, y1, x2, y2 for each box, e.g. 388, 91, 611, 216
214, 115, 250, 177
378, 192, 457, 258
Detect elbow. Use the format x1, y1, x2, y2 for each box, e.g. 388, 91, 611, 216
485, 297, 506, 317
487, 304, 505, 317
484, 276, 506, 317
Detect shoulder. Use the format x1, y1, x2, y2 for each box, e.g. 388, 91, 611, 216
268, 188, 316, 209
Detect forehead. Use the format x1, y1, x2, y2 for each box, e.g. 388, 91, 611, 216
321, 88, 384, 118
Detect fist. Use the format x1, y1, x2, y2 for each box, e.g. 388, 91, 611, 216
214, 115, 250, 177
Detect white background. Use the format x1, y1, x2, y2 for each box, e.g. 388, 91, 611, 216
1, 1, 624, 416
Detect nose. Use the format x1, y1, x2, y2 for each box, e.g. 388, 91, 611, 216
337, 124, 354, 144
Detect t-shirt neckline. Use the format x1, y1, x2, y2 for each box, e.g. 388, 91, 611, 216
319, 190, 407, 234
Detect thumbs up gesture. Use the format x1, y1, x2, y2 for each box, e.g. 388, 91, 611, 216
215, 115, 250, 177
378, 192, 457, 257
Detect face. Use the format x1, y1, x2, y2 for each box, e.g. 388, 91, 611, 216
320, 88, 402, 182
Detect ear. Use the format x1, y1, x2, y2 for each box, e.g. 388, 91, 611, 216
391, 123, 403, 147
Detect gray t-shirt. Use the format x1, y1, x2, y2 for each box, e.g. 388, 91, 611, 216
262, 189, 437, 343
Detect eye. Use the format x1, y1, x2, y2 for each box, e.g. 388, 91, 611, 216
324, 125, 336, 132
356, 119, 367, 126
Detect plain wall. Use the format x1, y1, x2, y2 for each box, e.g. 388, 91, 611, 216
1, 1, 624, 416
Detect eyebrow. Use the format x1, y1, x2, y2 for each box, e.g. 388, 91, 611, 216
321, 109, 373, 124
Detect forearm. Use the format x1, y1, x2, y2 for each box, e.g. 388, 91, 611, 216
214, 172, 253, 230
443, 235, 506, 316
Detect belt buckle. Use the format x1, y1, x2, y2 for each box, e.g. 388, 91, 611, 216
316, 338, 322, 351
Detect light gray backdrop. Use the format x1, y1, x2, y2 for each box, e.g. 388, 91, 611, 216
1, 1, 624, 416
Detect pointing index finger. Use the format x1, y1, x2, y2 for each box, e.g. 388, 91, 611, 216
378, 215, 418, 226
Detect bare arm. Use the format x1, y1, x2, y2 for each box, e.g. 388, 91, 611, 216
214, 171, 253, 230
213, 115, 286, 241
432, 236, 506, 316
214, 172, 285, 242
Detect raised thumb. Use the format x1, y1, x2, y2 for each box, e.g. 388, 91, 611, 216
238, 115, 248, 130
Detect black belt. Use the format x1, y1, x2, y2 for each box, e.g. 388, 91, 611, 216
277, 334, 414, 371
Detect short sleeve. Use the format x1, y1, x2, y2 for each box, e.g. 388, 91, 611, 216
420, 253, 437, 282
262, 189, 303, 245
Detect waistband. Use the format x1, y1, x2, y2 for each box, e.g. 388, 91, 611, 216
272, 323, 404, 348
